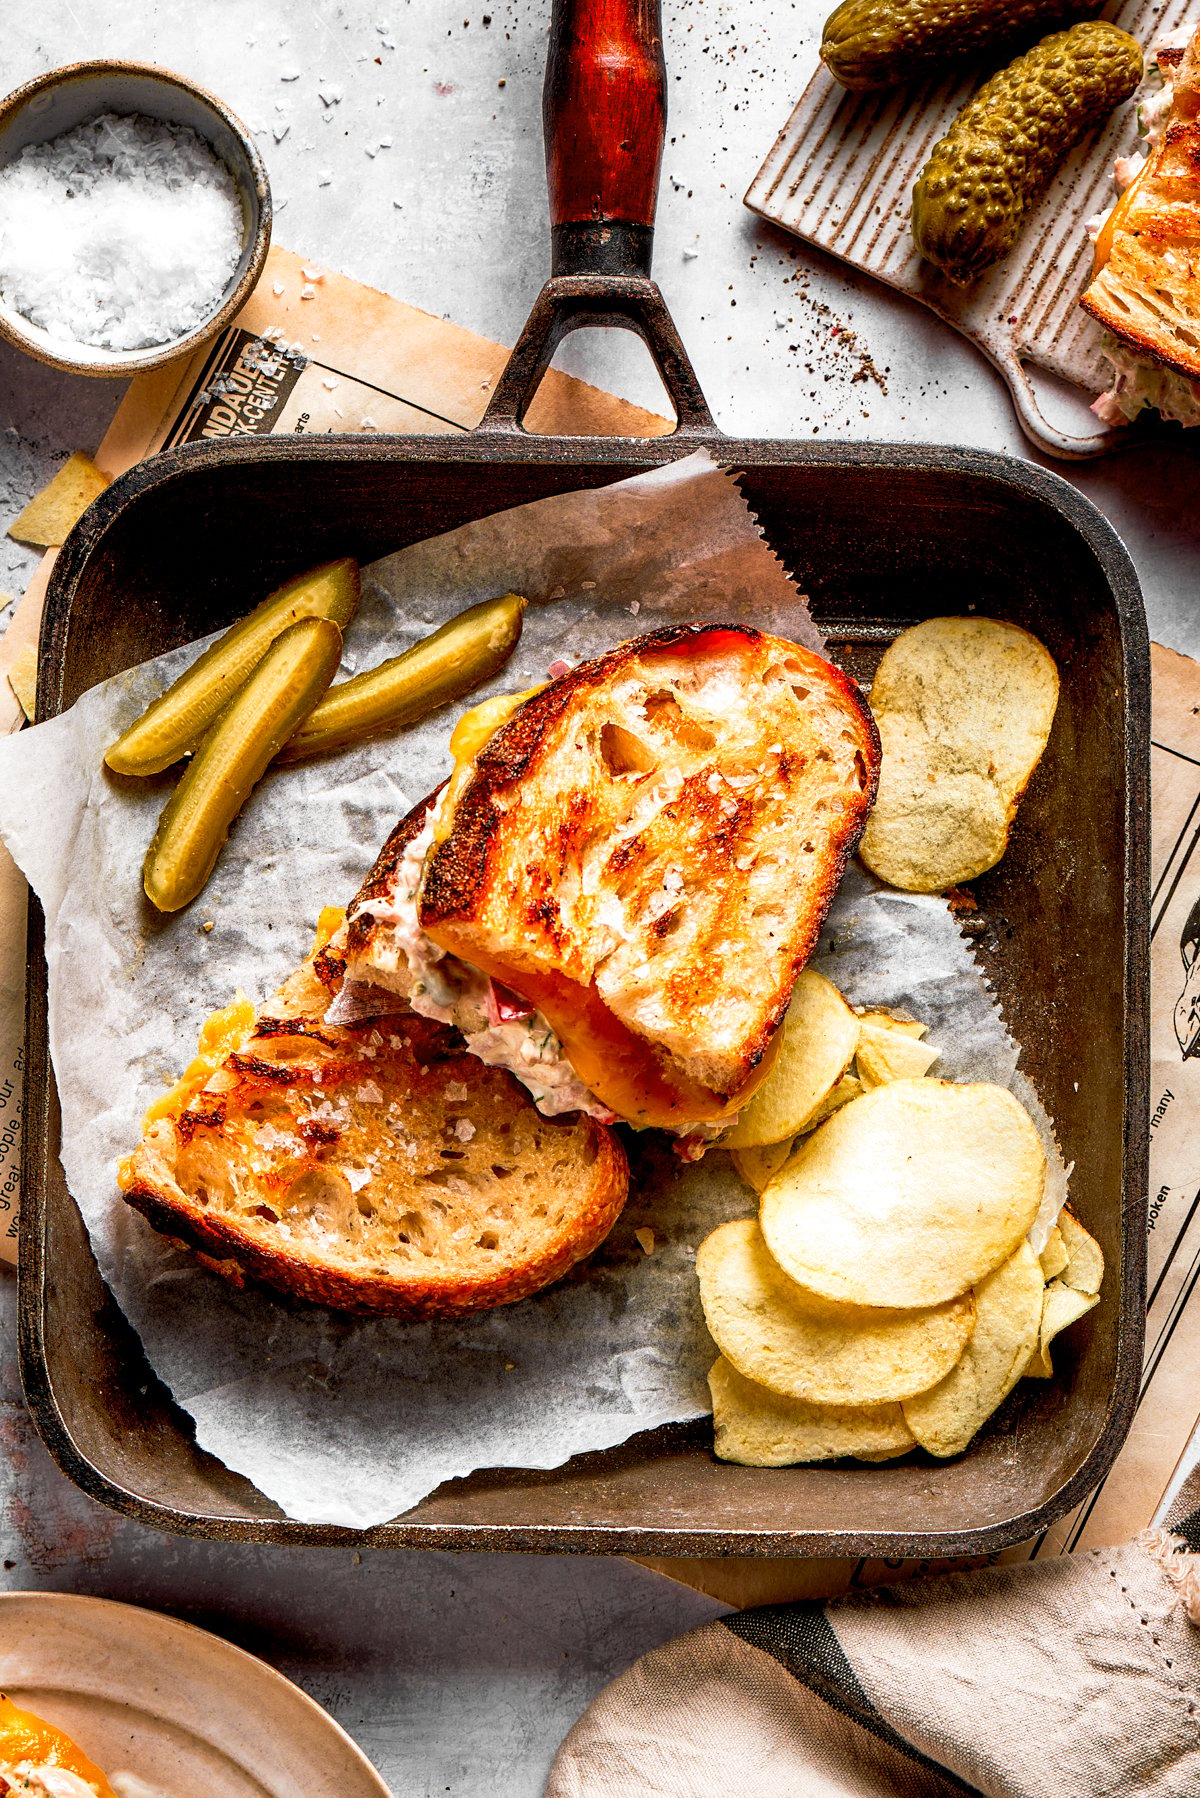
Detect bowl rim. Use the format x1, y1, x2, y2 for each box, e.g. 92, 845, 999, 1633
0, 57, 272, 377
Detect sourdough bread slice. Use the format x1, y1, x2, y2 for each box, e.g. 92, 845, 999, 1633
119, 926, 628, 1318
347, 624, 878, 1129
1081, 36, 1200, 384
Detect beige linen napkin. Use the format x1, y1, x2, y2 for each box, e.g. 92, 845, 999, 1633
547, 1502, 1200, 1796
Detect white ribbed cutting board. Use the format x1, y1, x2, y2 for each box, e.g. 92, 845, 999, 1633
745, 0, 1190, 459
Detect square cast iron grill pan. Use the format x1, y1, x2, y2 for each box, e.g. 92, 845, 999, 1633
18, 430, 1149, 1556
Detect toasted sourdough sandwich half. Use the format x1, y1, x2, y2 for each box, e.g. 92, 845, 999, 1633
1081, 32, 1200, 426
119, 913, 629, 1318
342, 624, 879, 1131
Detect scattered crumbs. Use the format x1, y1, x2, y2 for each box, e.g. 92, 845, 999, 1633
361, 415, 378, 430
498, 77, 506, 88
300, 284, 316, 300
322, 376, 339, 390
317, 169, 333, 186
682, 245, 698, 261
504, 1362, 515, 1372
202, 920, 214, 933
272, 281, 285, 296
273, 123, 290, 144
580, 579, 596, 590
454, 1118, 476, 1142
635, 1227, 655, 1255
301, 266, 323, 282
280, 69, 301, 82
629, 599, 640, 615
547, 658, 571, 678
319, 85, 343, 107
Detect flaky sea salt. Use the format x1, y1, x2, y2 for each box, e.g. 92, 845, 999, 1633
0, 112, 244, 351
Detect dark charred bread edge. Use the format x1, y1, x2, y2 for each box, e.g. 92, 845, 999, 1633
1079, 90, 1200, 388
312, 944, 346, 990
1080, 288, 1200, 386
420, 619, 880, 937
344, 779, 448, 964
120, 1114, 630, 1320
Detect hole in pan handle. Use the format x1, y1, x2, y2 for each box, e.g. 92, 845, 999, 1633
477, 0, 718, 441
1000, 348, 1128, 462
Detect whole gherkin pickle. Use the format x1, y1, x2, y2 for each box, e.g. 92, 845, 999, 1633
821, 0, 1104, 91
911, 22, 1143, 285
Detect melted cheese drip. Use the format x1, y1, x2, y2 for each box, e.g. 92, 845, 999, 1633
138, 912, 347, 1135
1092, 152, 1152, 275
435, 686, 544, 841
311, 904, 346, 954
140, 992, 256, 1129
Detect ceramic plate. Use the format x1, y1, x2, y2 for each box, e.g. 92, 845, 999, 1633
0, 1592, 392, 1796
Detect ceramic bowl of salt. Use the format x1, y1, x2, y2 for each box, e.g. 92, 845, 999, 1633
0, 59, 271, 376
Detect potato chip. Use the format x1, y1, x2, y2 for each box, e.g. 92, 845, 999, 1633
805, 1073, 863, 1129
724, 969, 859, 1149
855, 1019, 940, 1086
1038, 1224, 1069, 1283
1058, 1210, 1104, 1296
6, 641, 37, 722
708, 1355, 915, 1466
1024, 1277, 1100, 1379
760, 1080, 1045, 1310
698, 1218, 977, 1406
856, 1010, 927, 1039
8, 452, 110, 547
858, 616, 1059, 893
731, 1139, 795, 1194
902, 1239, 1043, 1457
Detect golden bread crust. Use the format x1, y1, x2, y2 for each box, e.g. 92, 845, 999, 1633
120, 954, 628, 1318
1080, 35, 1200, 381
417, 624, 878, 1113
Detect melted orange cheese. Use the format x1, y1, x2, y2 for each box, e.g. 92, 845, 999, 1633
140, 991, 256, 1130
435, 686, 544, 841
1092, 155, 1152, 275
312, 904, 346, 954
0, 1693, 116, 1796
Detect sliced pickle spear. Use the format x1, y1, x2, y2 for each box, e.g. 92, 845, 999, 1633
106, 558, 360, 776
144, 618, 343, 914
277, 591, 526, 762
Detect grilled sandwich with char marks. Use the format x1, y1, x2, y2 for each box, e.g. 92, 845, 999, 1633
119, 912, 628, 1318
342, 623, 880, 1131
1082, 31, 1200, 426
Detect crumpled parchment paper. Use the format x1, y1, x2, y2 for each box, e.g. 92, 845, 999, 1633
0, 452, 1065, 1527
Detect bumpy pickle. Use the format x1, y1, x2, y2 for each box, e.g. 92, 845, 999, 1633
911, 22, 1142, 284
821, 0, 1103, 91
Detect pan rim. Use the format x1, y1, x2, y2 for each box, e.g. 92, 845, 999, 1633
20, 433, 1149, 1557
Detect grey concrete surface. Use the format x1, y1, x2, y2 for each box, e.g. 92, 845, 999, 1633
0, 1, 1196, 1793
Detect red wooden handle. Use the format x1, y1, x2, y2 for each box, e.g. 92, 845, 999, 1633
544, 0, 666, 237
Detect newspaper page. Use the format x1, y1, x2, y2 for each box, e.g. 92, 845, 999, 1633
0, 242, 669, 1266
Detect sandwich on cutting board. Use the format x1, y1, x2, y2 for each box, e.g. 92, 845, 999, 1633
1082, 25, 1200, 427
122, 621, 879, 1317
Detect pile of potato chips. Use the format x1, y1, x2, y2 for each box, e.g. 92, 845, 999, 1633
702, 969, 1103, 1465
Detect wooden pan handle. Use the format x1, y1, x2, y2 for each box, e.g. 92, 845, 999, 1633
544, 0, 666, 276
